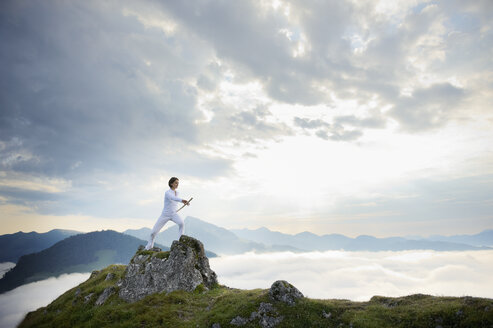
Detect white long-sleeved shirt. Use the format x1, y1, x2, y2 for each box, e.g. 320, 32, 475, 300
163, 188, 183, 215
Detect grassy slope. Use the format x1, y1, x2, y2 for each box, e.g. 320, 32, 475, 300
19, 263, 493, 328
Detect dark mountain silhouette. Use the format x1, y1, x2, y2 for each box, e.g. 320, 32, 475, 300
0, 229, 80, 263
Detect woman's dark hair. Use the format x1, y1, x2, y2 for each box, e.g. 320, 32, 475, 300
168, 177, 179, 188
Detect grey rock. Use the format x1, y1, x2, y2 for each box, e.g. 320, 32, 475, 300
74, 287, 81, 296
95, 287, 115, 306
231, 302, 283, 328
269, 280, 304, 306
259, 315, 284, 328
230, 315, 249, 326
250, 311, 259, 320
84, 292, 94, 304
260, 302, 276, 313
105, 273, 115, 281
322, 310, 332, 318
257, 302, 283, 328
211, 324, 221, 328
89, 270, 99, 279
118, 235, 218, 303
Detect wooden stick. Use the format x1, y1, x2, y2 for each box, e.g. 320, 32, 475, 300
176, 197, 193, 213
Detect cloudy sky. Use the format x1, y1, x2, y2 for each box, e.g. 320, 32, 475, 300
1, 0, 492, 237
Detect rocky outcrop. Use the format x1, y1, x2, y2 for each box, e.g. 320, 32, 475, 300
118, 235, 218, 303
269, 280, 304, 306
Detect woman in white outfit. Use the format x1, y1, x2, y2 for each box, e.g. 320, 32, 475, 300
145, 177, 190, 250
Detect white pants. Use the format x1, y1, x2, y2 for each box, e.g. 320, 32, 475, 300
145, 212, 184, 250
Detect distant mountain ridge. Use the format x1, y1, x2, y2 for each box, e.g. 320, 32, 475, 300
230, 226, 493, 252
1, 220, 491, 271
425, 229, 493, 247
0, 229, 81, 263
124, 216, 306, 255
124, 217, 492, 254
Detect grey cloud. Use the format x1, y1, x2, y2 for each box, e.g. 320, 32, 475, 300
200, 99, 295, 145
293, 117, 330, 129
295, 108, 387, 134
334, 109, 387, 129
388, 82, 467, 132
0, 186, 60, 208
196, 61, 224, 92
242, 152, 257, 159
314, 129, 329, 140
314, 127, 363, 142
196, 74, 216, 91
294, 117, 364, 141
327, 129, 363, 141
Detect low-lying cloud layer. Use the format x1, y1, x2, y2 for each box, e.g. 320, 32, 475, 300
0, 250, 492, 327
0, 262, 15, 279
0, 271, 89, 328
210, 249, 493, 301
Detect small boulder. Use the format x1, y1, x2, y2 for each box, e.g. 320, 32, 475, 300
269, 280, 303, 306
89, 270, 99, 279
105, 273, 115, 281
84, 293, 94, 304
231, 302, 283, 328
230, 315, 249, 326
95, 287, 115, 306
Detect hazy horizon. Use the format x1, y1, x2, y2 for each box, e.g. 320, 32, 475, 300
2, 221, 492, 240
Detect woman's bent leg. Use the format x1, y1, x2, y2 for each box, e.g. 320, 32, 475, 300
145, 214, 170, 250
170, 213, 184, 239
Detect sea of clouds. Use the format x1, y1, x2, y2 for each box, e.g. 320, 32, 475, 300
1, 250, 493, 328
209, 249, 493, 301
0, 270, 90, 328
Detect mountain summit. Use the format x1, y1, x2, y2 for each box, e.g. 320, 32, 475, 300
118, 235, 218, 303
